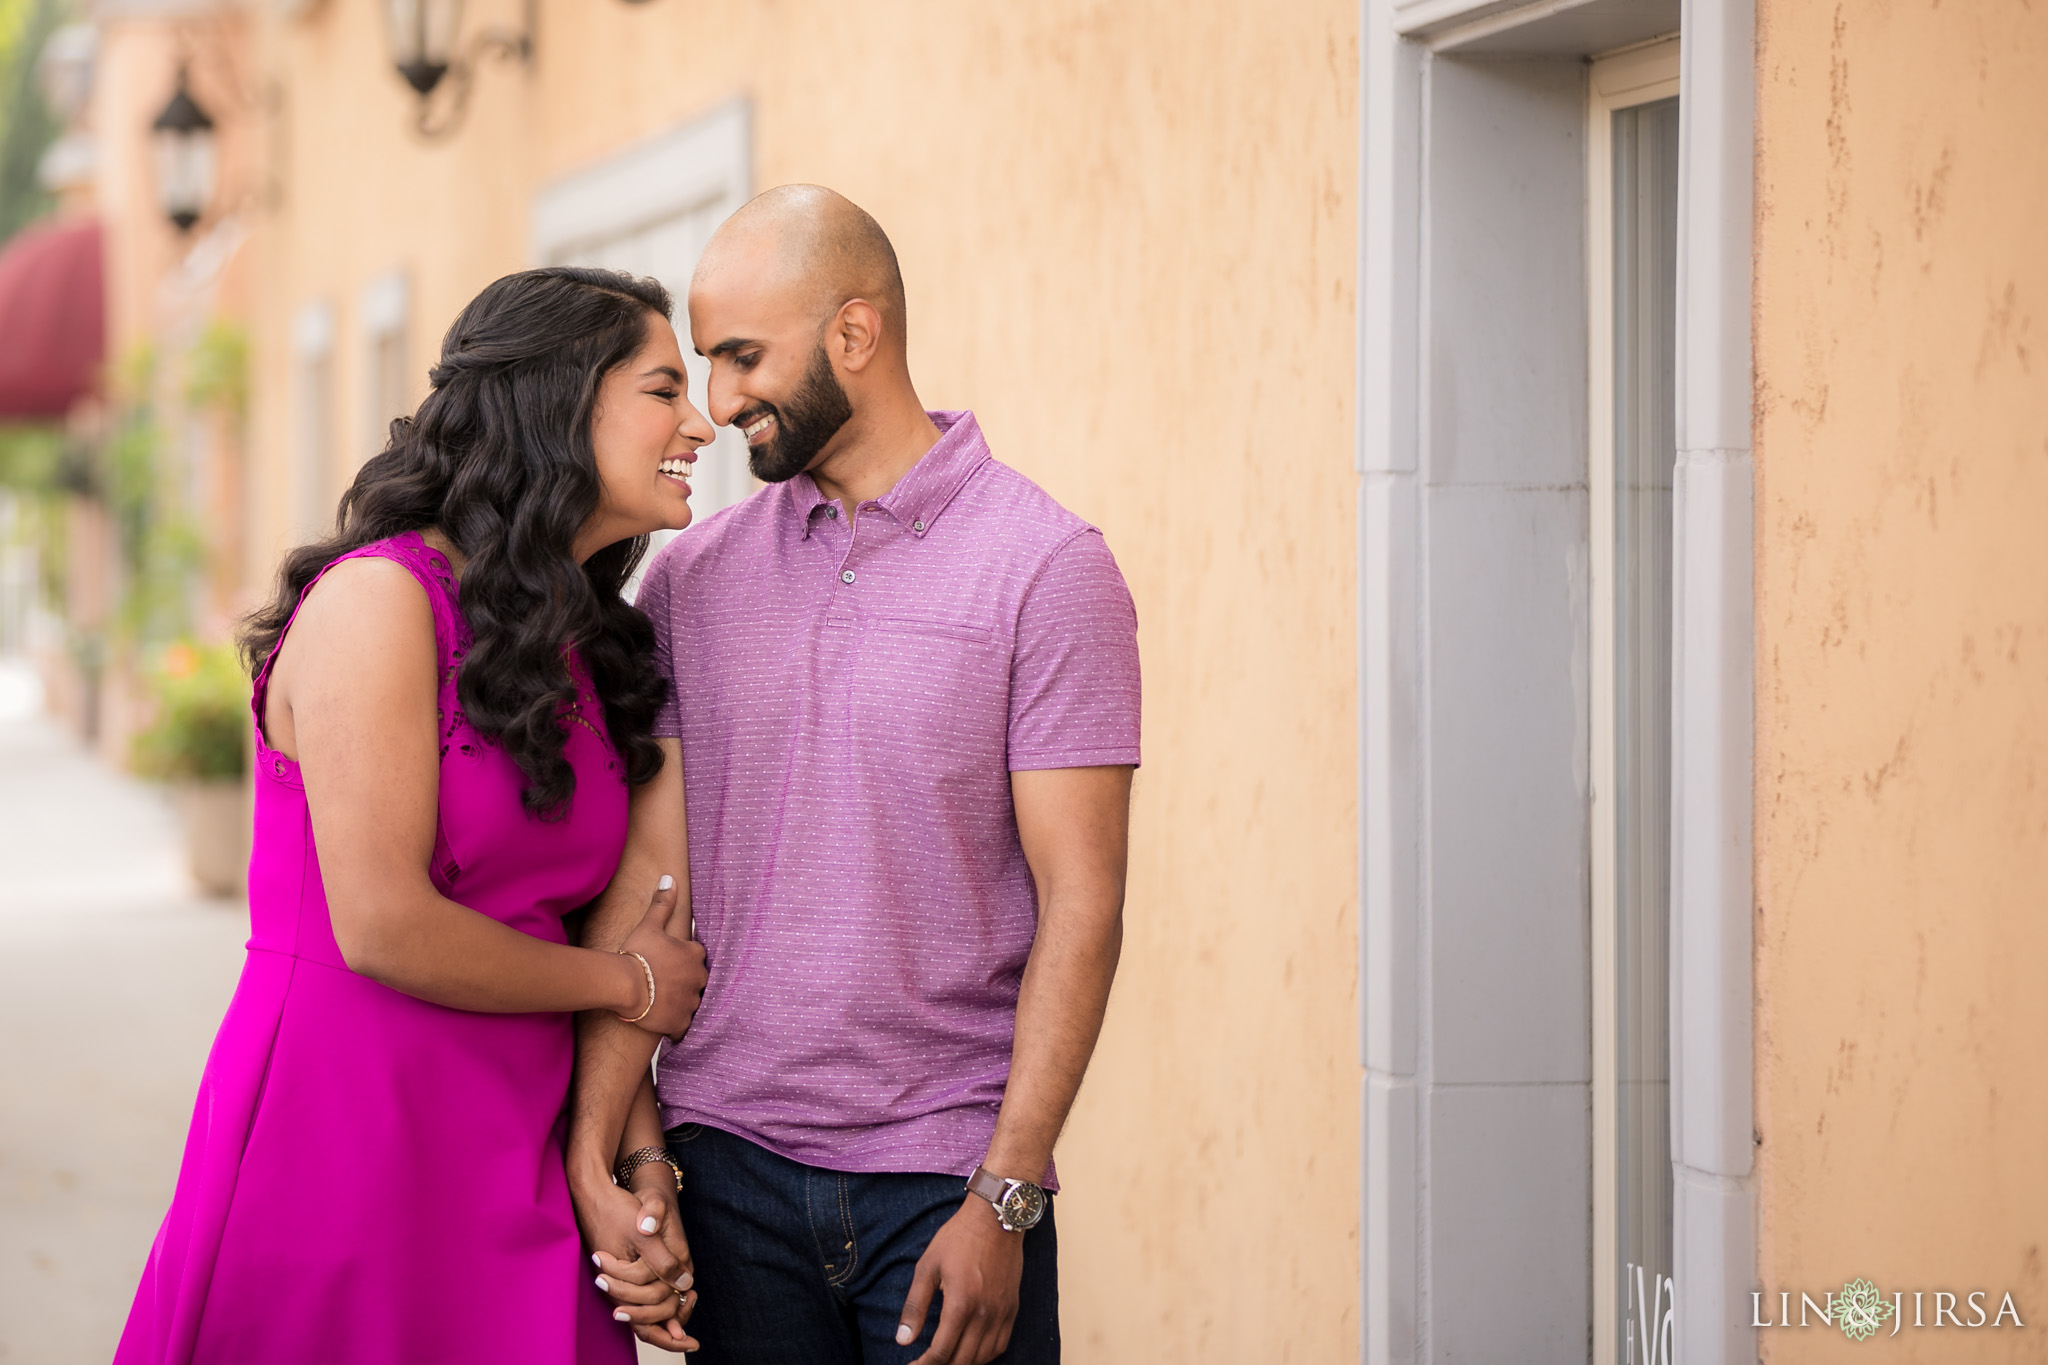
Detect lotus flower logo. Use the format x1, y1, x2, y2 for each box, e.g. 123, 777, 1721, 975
1834, 1278, 1896, 1341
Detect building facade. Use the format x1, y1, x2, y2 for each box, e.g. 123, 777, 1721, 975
19, 0, 2039, 1359
244, 3, 1363, 1362
1357, 1, 2044, 1362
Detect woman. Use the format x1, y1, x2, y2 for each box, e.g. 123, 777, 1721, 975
116, 267, 713, 1364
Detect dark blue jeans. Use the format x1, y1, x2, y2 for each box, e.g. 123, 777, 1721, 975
663, 1123, 1059, 1365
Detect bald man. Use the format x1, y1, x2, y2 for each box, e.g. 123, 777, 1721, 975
564, 187, 1140, 1365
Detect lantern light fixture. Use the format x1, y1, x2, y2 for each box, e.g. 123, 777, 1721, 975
382, 0, 532, 141
151, 68, 216, 234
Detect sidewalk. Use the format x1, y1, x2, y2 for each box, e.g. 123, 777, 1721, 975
0, 666, 683, 1364
0, 664, 247, 1364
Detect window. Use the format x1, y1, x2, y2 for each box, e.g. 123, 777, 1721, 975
360, 271, 411, 468
1588, 38, 1680, 1365
291, 300, 336, 544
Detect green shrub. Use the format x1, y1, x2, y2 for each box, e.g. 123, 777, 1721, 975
131, 640, 248, 782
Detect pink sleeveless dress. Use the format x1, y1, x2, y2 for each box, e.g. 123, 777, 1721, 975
116, 533, 636, 1365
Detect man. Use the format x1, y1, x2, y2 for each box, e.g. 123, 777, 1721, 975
567, 184, 1139, 1365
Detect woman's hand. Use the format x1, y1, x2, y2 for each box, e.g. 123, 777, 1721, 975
615, 876, 706, 1038
579, 1163, 698, 1352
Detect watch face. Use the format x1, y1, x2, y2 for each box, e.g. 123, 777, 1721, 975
1001, 1181, 1046, 1230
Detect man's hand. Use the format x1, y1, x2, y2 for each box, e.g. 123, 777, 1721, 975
897, 1197, 1025, 1365
571, 1170, 698, 1351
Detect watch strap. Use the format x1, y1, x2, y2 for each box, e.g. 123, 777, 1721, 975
965, 1165, 1011, 1206
614, 1145, 683, 1193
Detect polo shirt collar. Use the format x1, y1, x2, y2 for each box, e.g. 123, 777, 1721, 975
787, 409, 990, 540
878, 410, 988, 537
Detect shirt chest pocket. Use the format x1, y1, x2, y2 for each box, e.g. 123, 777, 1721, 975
851, 616, 1009, 772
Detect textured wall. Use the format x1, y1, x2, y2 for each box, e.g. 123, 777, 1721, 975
248, 1, 1361, 1358
1754, 2, 2048, 1358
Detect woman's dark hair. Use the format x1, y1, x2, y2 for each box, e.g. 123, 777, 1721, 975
241, 266, 673, 818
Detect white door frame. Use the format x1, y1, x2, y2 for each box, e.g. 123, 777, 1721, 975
529, 99, 751, 273
530, 99, 755, 547
1356, 1, 1754, 1361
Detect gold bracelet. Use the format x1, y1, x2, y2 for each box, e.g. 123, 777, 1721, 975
619, 950, 656, 1024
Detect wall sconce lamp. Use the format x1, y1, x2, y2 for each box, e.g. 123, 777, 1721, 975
151, 68, 217, 233
383, 0, 534, 141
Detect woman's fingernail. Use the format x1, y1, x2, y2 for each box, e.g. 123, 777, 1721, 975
896, 1323, 916, 1346
640, 1216, 659, 1234
658, 874, 675, 891
676, 1272, 693, 1291
591, 1252, 602, 1267
595, 1276, 610, 1292
614, 1309, 632, 1322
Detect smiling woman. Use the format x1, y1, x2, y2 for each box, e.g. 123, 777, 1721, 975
579, 314, 713, 559
113, 266, 714, 1365
246, 265, 706, 814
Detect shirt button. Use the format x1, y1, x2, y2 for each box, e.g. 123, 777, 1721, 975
913, 519, 926, 532
841, 570, 856, 585
826, 506, 839, 519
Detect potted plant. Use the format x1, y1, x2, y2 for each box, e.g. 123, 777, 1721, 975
132, 640, 249, 897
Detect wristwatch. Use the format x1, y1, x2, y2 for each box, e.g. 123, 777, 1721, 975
966, 1165, 1046, 1232
614, 1145, 684, 1194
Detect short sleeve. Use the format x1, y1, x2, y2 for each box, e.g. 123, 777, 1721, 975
632, 550, 684, 739
1007, 529, 1142, 771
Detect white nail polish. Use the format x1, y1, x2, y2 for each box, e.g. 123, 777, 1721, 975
614, 1309, 631, 1322
595, 1276, 610, 1291
896, 1324, 915, 1346
640, 1216, 659, 1234
591, 1252, 602, 1267
658, 874, 675, 891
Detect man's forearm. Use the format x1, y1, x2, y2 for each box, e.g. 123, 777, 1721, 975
567, 871, 670, 1191
982, 890, 1124, 1180
569, 742, 689, 1195
622, 1070, 669, 1159
570, 1008, 665, 1192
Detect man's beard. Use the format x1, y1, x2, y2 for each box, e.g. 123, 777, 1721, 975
743, 344, 854, 483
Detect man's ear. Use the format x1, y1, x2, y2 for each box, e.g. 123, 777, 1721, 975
832, 299, 884, 373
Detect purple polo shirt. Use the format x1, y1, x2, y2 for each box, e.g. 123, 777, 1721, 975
636, 410, 1141, 1180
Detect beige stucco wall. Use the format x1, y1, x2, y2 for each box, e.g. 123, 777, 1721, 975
1754, 2, 2048, 1356
249, 1, 1360, 1358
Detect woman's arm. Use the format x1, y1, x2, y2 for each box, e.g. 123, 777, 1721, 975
268, 555, 693, 1021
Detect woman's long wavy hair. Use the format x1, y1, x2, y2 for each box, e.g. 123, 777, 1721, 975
241, 266, 673, 818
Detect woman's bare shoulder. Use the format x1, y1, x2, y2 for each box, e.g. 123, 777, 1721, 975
285, 554, 437, 663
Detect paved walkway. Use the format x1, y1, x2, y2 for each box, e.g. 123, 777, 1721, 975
0, 665, 678, 1363
0, 665, 246, 1364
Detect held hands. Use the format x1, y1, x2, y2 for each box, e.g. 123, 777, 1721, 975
897, 1197, 1025, 1365
615, 875, 706, 1038
582, 1163, 699, 1352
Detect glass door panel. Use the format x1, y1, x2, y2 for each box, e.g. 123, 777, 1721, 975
1610, 91, 1679, 1365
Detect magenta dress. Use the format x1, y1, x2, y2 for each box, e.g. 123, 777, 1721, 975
116, 533, 636, 1365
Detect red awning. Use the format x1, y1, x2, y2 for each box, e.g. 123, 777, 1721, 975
0, 217, 104, 419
